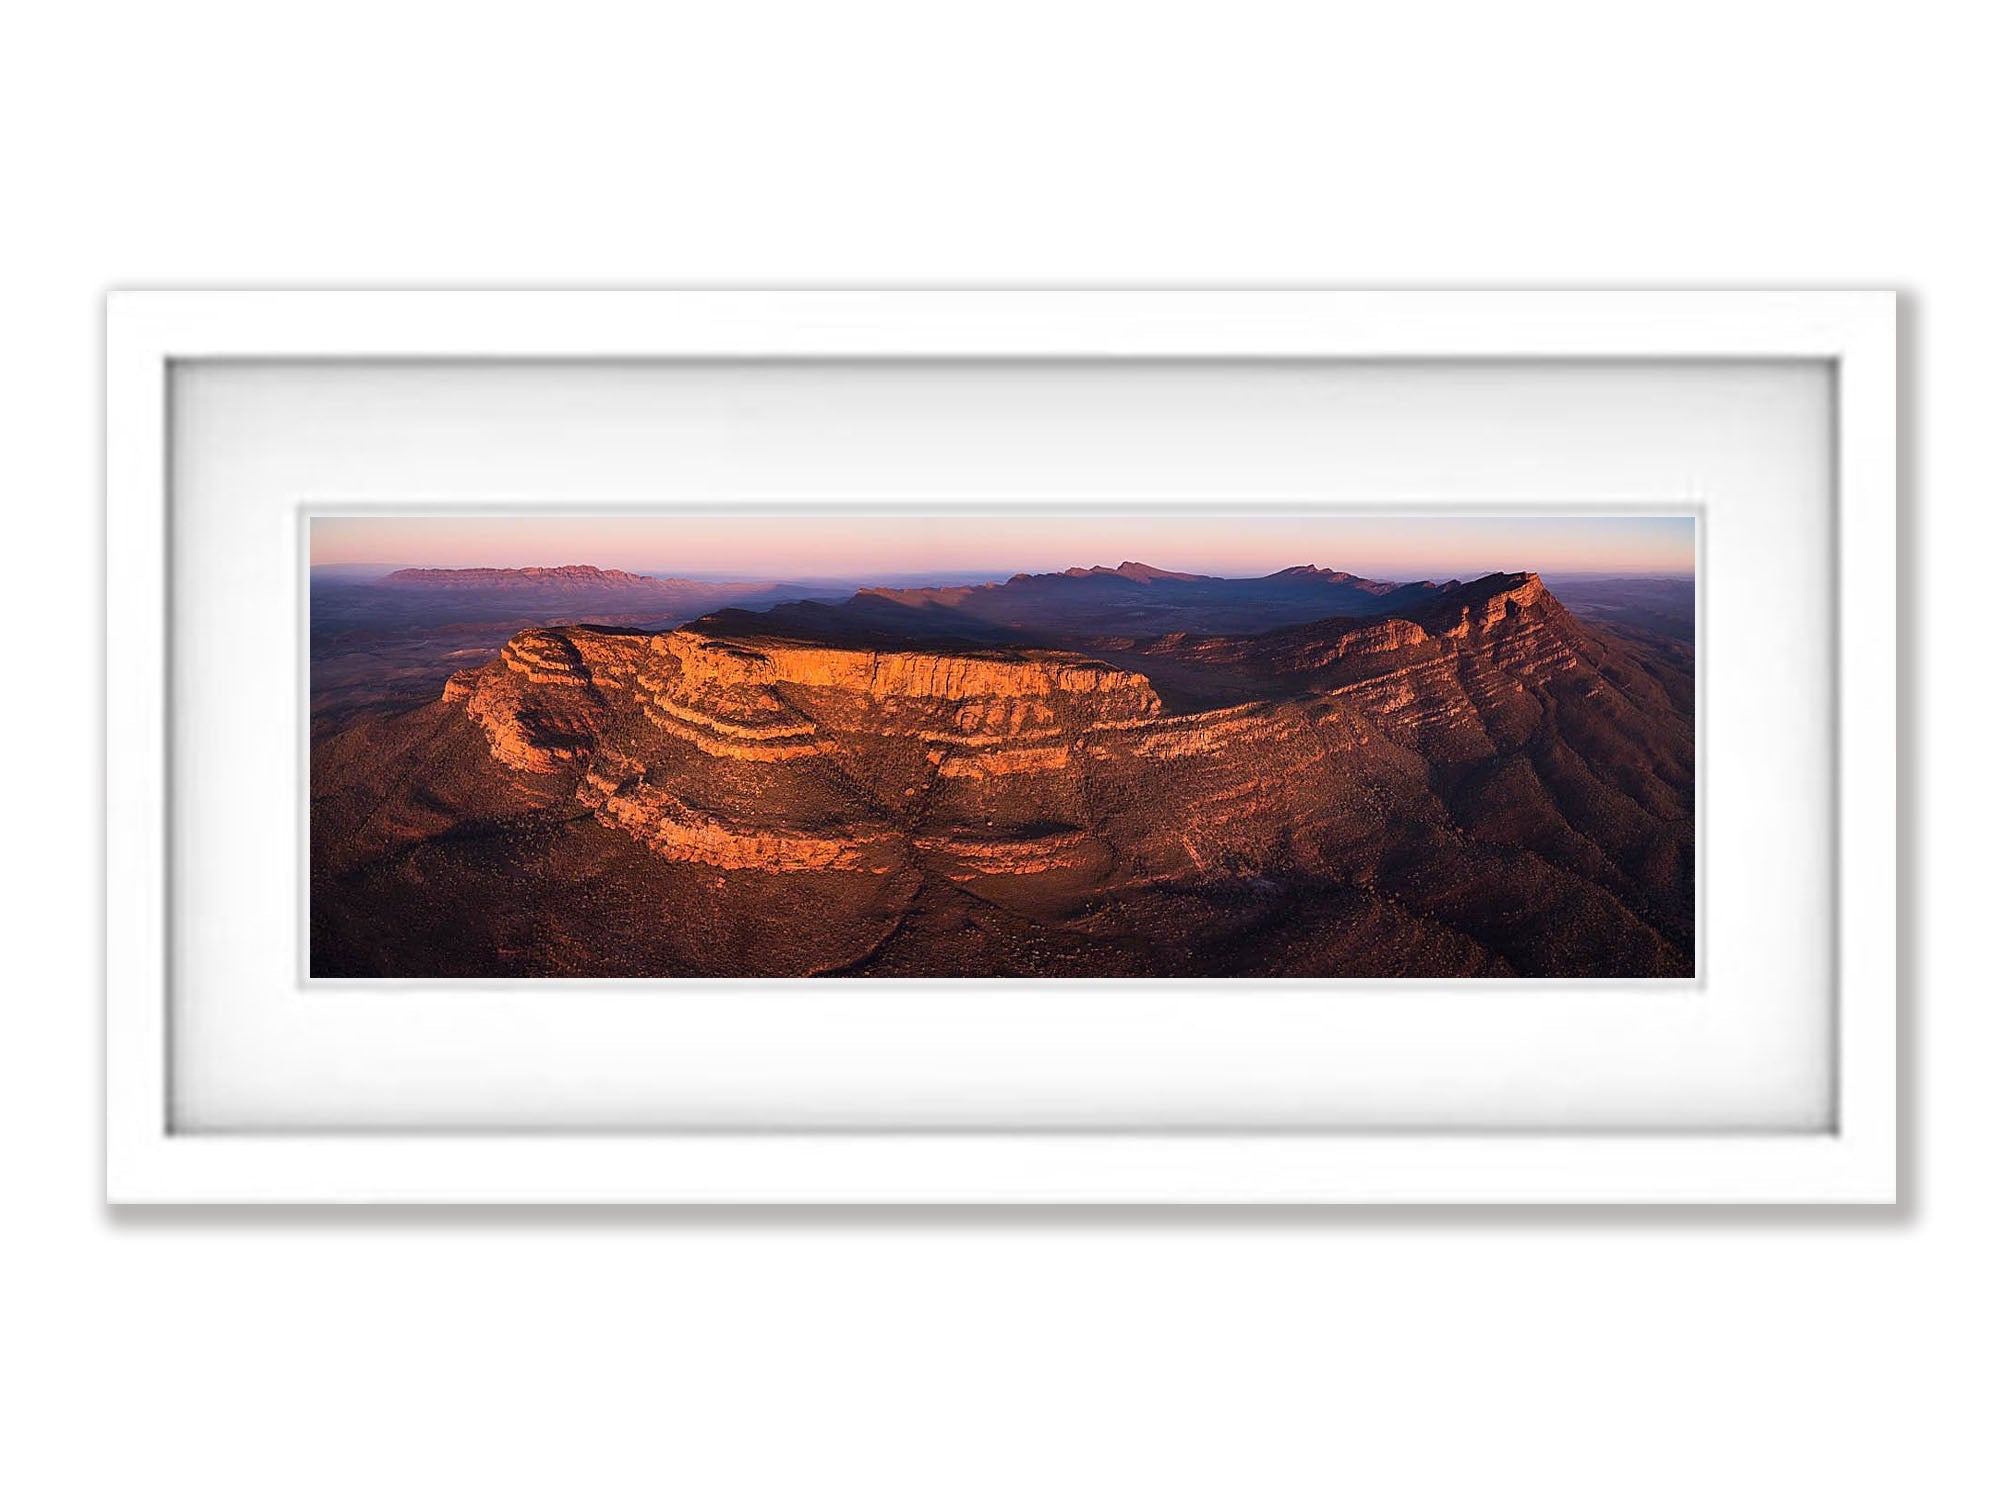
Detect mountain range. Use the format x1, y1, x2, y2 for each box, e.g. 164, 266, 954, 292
311, 562, 1697, 978
756, 559, 1463, 643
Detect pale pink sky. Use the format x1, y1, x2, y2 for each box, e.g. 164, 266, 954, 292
310, 513, 1695, 581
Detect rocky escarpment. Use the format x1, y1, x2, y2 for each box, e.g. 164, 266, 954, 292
1415, 572, 1585, 677
409, 573, 1676, 892
312, 571, 1696, 978
1131, 572, 1594, 764
1149, 614, 1431, 675
423, 625, 1183, 876
452, 627, 635, 773
414, 619, 1411, 883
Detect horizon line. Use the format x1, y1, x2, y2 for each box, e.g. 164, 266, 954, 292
309, 557, 1697, 582
308, 515, 1697, 580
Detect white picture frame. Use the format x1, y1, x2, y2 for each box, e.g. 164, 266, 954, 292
106, 290, 1897, 1204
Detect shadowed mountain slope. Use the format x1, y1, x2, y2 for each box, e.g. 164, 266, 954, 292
733, 560, 1462, 645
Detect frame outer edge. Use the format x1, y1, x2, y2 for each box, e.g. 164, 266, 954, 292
102, 289, 1899, 1205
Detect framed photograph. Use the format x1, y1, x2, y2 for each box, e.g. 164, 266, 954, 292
106, 290, 1896, 1203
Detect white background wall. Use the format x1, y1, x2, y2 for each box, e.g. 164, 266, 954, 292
1, 4, 1986, 1497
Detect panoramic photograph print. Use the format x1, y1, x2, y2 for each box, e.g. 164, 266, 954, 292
309, 512, 1696, 980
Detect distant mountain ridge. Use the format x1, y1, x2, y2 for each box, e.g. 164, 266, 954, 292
381, 564, 688, 591
799, 560, 1465, 643
1051, 560, 1205, 583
